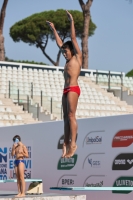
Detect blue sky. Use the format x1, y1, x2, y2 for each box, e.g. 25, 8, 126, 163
1, 0, 133, 73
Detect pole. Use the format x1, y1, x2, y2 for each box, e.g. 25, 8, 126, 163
41, 91, 43, 107
51, 97, 52, 114
108, 71, 111, 91
18, 89, 19, 105
27, 95, 29, 113
96, 69, 98, 84
9, 81, 10, 98
121, 72, 123, 100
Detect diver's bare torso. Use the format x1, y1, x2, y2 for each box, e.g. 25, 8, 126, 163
15, 144, 24, 160
64, 55, 81, 88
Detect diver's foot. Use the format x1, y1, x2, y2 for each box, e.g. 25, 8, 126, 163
19, 194, 25, 198
65, 144, 77, 158
62, 143, 67, 157
15, 193, 21, 197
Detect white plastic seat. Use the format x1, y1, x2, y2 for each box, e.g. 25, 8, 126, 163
95, 112, 101, 117
106, 100, 111, 104
9, 115, 16, 120
85, 73, 89, 77
6, 108, 12, 113
3, 115, 9, 120
95, 100, 101, 104
111, 107, 116, 111
43, 70, 48, 74
90, 99, 95, 104
101, 106, 106, 110
121, 107, 126, 111
106, 112, 111, 116
85, 105, 90, 110
79, 111, 84, 117
0, 89, 6, 94
110, 100, 115, 105
11, 90, 18, 95
96, 105, 101, 110
84, 111, 89, 117
85, 99, 90, 103
52, 97, 58, 101
100, 100, 106, 104
0, 122, 4, 127
80, 105, 84, 109
90, 111, 95, 117
5, 122, 12, 126
90, 105, 95, 110
0, 107, 5, 112
116, 107, 121, 111
7, 66, 12, 70
100, 112, 106, 116
48, 70, 53, 74
35, 91, 41, 96
13, 67, 18, 71
106, 106, 111, 111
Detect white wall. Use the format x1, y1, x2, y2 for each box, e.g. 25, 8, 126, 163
0, 114, 133, 200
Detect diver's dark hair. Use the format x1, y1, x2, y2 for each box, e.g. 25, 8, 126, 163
12, 135, 21, 142
61, 41, 74, 51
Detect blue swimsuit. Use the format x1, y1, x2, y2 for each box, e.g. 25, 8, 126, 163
14, 160, 24, 167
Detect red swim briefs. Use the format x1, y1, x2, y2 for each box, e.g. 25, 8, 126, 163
63, 86, 81, 96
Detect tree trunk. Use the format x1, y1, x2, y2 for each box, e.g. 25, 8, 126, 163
0, 0, 8, 61
78, 0, 93, 69
82, 13, 90, 69
0, 35, 5, 61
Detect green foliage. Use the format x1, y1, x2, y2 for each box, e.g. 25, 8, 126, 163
10, 9, 96, 45
5, 57, 47, 65
126, 69, 133, 77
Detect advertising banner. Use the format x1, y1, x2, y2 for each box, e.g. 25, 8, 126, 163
0, 114, 133, 200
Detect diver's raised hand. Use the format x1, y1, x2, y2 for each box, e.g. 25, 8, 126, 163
46, 21, 55, 31
66, 10, 73, 22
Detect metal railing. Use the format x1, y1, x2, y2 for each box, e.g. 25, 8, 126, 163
6, 82, 63, 120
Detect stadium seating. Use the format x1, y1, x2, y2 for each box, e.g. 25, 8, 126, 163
0, 63, 133, 121
0, 93, 40, 126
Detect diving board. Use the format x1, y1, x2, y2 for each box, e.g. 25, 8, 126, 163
50, 187, 133, 191
0, 179, 43, 194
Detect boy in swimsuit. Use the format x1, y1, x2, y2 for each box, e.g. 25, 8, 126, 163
11, 135, 29, 197
46, 10, 82, 158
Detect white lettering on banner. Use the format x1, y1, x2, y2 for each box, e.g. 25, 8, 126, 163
114, 136, 133, 141
61, 158, 74, 164
116, 180, 133, 186
115, 159, 126, 165
60, 139, 64, 145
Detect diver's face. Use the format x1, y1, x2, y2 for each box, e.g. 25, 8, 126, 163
62, 46, 73, 61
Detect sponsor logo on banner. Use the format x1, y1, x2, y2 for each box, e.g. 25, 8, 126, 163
57, 155, 77, 170
83, 175, 105, 187
112, 153, 133, 170
57, 174, 77, 187
83, 130, 105, 147
112, 130, 133, 147
57, 135, 78, 149
88, 158, 101, 168
112, 176, 133, 194
82, 153, 105, 169
0, 148, 7, 180
62, 178, 74, 185
86, 136, 102, 144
